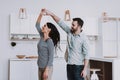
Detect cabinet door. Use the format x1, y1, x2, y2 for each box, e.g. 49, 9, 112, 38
103, 41, 117, 57
10, 14, 39, 35
55, 42, 67, 57
102, 21, 117, 41
113, 59, 120, 80
19, 17, 30, 34
29, 60, 38, 80
10, 14, 21, 34
29, 14, 38, 35
10, 14, 30, 34
82, 17, 98, 36
118, 21, 120, 57
9, 60, 38, 80
52, 58, 67, 80
102, 21, 118, 57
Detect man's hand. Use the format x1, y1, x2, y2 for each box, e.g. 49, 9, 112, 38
40, 9, 46, 16
42, 9, 54, 16
41, 8, 60, 23
81, 69, 87, 78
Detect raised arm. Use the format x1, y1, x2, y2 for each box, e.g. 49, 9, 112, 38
35, 9, 44, 37
44, 9, 71, 33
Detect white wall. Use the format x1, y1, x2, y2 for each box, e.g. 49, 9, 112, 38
0, 0, 120, 80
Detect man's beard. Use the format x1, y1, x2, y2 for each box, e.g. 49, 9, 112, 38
70, 27, 78, 33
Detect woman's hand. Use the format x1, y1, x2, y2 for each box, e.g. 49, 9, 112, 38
40, 9, 46, 16
43, 69, 49, 80
42, 9, 53, 16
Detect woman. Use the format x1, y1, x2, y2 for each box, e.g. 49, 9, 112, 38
36, 9, 60, 80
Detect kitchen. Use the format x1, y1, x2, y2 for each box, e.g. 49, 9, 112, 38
0, 0, 120, 80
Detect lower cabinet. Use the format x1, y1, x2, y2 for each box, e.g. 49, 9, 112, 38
10, 58, 120, 80
52, 58, 67, 80
9, 58, 67, 80
9, 59, 38, 80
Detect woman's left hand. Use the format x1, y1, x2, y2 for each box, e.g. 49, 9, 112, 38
43, 69, 49, 80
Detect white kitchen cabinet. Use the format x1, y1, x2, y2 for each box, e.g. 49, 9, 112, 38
29, 14, 38, 35
52, 58, 67, 80
118, 21, 120, 57
9, 58, 67, 80
10, 14, 38, 35
10, 14, 67, 41
9, 59, 38, 80
10, 14, 22, 34
82, 17, 98, 36
10, 15, 99, 41
102, 20, 117, 57
11, 14, 39, 35
10, 14, 39, 40
98, 18, 119, 57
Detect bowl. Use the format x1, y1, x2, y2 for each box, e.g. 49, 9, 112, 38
16, 55, 26, 59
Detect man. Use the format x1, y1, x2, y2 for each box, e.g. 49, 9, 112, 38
44, 9, 89, 80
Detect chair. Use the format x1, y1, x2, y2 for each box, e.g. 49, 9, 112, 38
90, 68, 100, 80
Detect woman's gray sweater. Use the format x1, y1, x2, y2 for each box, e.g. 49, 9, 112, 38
36, 23, 54, 68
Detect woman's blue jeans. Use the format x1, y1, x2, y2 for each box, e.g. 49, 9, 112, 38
67, 64, 84, 80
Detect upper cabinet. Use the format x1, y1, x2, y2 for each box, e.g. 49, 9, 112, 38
10, 13, 39, 40
118, 19, 120, 57
102, 20, 118, 57
10, 13, 99, 41
10, 14, 39, 34
10, 14, 68, 41
82, 17, 98, 36
98, 17, 120, 58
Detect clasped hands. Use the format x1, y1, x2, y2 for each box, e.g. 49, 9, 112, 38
40, 8, 53, 16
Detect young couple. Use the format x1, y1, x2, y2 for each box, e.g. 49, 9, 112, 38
36, 9, 89, 80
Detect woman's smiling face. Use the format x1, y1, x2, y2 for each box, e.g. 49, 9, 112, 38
42, 23, 51, 33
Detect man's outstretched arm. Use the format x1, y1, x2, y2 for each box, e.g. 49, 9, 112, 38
44, 9, 71, 33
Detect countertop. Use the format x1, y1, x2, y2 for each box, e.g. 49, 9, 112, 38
9, 58, 37, 61
90, 57, 120, 62
9, 57, 64, 61
9, 57, 120, 62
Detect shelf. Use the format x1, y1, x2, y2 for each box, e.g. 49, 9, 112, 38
90, 57, 114, 62
10, 38, 40, 41
102, 17, 120, 22
90, 60, 112, 80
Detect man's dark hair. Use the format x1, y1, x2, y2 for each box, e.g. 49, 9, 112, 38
73, 18, 84, 28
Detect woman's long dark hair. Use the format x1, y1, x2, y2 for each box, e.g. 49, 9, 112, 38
47, 22, 60, 47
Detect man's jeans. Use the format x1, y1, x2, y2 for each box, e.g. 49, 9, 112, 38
67, 64, 84, 80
